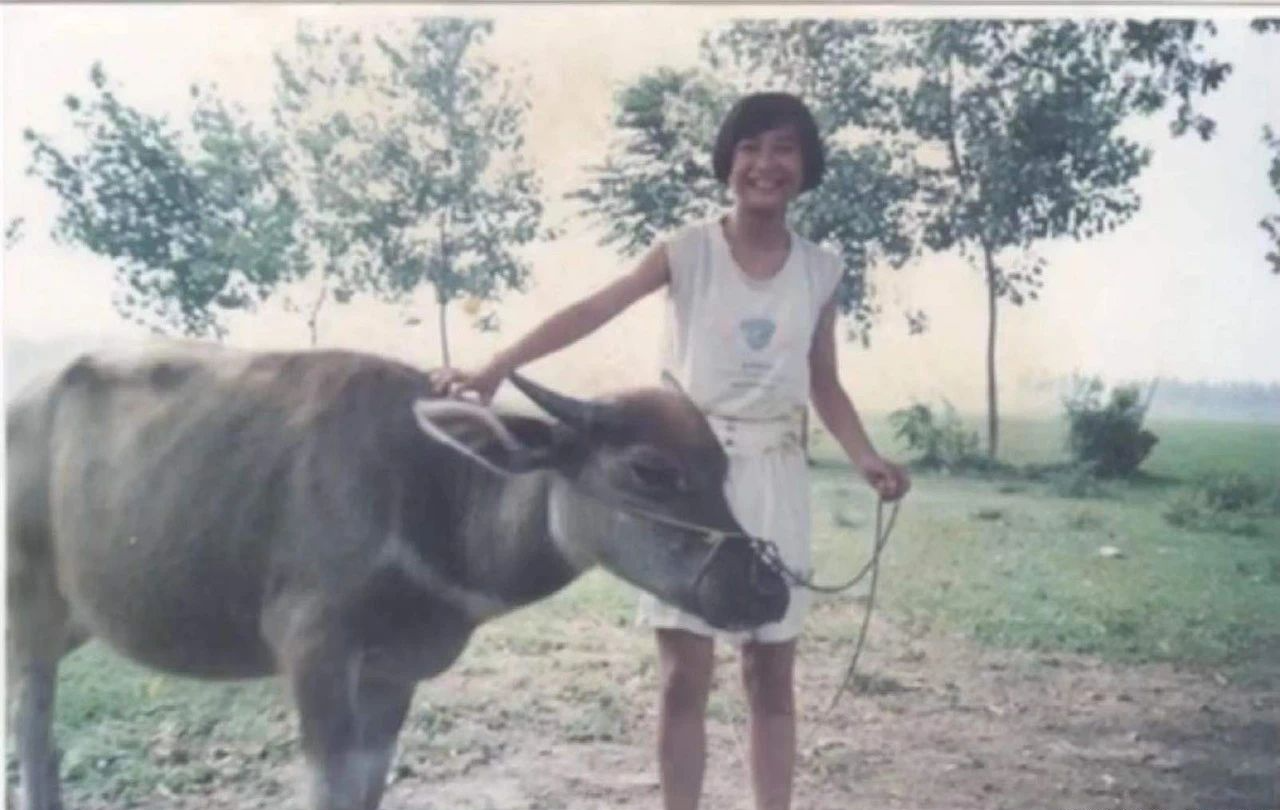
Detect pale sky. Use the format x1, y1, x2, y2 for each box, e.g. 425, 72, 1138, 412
3, 4, 1279, 414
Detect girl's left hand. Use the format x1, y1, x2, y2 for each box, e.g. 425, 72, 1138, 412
857, 454, 911, 502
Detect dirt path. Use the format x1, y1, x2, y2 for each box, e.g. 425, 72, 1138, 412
136, 599, 1276, 810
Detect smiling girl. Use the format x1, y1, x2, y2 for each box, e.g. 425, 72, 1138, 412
432, 92, 910, 810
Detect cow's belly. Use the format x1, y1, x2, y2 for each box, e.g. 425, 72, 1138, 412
52, 506, 278, 679
60, 568, 277, 679
92, 617, 278, 680
48, 419, 285, 678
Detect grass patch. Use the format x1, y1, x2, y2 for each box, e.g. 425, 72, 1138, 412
1163, 471, 1280, 537
809, 417, 1280, 665
32, 645, 295, 806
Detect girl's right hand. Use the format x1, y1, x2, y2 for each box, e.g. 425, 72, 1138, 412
429, 359, 508, 404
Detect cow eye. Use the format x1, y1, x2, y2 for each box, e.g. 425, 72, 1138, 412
628, 453, 685, 494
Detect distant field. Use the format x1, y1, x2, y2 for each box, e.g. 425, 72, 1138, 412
855, 412, 1280, 479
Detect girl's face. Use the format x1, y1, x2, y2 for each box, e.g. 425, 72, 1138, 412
727, 123, 805, 214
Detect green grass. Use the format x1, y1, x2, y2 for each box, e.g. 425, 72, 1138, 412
13, 416, 1280, 805
40, 649, 296, 806
1143, 419, 1280, 481
809, 416, 1280, 665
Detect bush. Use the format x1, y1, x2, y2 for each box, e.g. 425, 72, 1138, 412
1062, 376, 1158, 478
1197, 472, 1273, 513
1163, 472, 1278, 537
888, 401, 983, 471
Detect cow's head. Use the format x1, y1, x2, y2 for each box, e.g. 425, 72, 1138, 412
412, 374, 789, 631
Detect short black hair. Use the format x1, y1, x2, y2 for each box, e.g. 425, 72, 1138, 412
712, 92, 825, 192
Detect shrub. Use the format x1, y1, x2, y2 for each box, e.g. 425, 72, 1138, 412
1197, 472, 1272, 513
1163, 472, 1278, 537
1062, 376, 1158, 478
888, 401, 982, 471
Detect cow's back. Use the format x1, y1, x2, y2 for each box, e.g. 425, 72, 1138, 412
26, 343, 437, 678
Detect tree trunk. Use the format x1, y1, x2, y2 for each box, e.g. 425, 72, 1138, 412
942, 51, 1000, 456
982, 245, 1000, 459
436, 212, 453, 368
306, 279, 328, 348
801, 408, 812, 465
438, 297, 451, 368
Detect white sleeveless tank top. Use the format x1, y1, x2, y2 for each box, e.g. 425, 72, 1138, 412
660, 216, 843, 420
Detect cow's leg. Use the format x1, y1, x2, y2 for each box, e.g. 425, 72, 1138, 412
6, 541, 80, 810
287, 642, 415, 810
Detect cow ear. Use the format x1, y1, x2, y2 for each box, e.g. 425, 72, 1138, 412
412, 399, 560, 476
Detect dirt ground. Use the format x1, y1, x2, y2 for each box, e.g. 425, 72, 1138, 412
97, 596, 1277, 810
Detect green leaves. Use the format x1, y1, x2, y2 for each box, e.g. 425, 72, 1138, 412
348, 18, 549, 359
887, 19, 1225, 262
1062, 376, 1159, 478
570, 69, 733, 260
26, 20, 549, 350
4, 216, 25, 250
1119, 20, 1231, 140
26, 66, 297, 338
1261, 125, 1280, 275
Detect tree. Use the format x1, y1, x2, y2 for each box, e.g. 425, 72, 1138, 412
571, 63, 917, 340
25, 64, 297, 338
712, 20, 1230, 457
1254, 19, 1280, 274
1263, 126, 1280, 276
571, 68, 733, 258
358, 18, 550, 367
269, 23, 379, 346
898, 20, 1228, 457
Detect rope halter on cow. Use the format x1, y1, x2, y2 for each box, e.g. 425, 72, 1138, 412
583, 486, 900, 712
502, 371, 902, 708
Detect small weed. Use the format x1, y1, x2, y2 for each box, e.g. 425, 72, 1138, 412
889, 401, 982, 470
1164, 472, 1279, 537
1198, 472, 1275, 513
844, 672, 912, 696
1065, 509, 1106, 531
561, 688, 628, 743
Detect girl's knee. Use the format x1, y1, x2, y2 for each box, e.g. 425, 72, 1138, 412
660, 666, 712, 717
741, 643, 796, 716
658, 632, 714, 716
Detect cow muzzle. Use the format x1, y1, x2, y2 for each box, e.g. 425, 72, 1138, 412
690, 533, 789, 630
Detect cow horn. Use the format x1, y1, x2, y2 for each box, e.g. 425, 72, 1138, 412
508, 372, 627, 435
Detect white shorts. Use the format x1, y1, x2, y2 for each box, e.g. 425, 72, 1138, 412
635, 412, 812, 645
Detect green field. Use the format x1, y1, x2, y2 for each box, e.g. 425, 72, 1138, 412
16, 416, 1280, 805
812, 415, 1280, 663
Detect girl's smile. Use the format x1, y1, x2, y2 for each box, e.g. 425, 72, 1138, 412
729, 125, 804, 211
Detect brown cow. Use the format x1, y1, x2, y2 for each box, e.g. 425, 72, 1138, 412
5, 343, 787, 810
